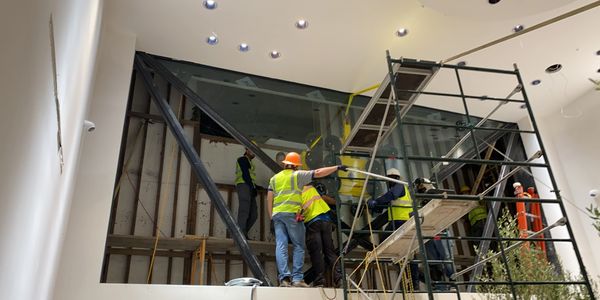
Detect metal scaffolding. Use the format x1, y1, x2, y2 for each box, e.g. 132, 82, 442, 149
335, 52, 596, 300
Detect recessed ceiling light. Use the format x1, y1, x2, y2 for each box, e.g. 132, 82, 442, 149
396, 28, 408, 37
531, 79, 541, 85
295, 19, 308, 29
239, 43, 249, 52
270, 50, 281, 59
513, 24, 525, 33
206, 35, 218, 45
489, 0, 501, 4
457, 61, 467, 66
203, 0, 217, 9
545, 64, 562, 73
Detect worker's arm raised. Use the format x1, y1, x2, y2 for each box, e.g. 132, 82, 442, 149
313, 165, 347, 178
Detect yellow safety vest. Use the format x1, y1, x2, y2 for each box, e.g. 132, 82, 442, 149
468, 204, 487, 225
338, 156, 369, 197
301, 186, 331, 223
235, 156, 256, 185
270, 169, 303, 216
388, 185, 413, 221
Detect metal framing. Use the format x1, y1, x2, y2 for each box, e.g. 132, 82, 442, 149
337, 53, 596, 300
133, 54, 272, 285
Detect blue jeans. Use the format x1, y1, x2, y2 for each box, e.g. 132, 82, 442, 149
273, 212, 305, 282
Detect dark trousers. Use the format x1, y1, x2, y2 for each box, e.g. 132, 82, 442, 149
305, 219, 341, 285
236, 183, 257, 237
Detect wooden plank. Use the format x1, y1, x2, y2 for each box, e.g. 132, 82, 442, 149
368, 198, 478, 263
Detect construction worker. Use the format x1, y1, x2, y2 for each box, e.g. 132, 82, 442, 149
367, 168, 419, 289
464, 185, 487, 237
267, 152, 346, 287
235, 147, 260, 239
301, 182, 341, 287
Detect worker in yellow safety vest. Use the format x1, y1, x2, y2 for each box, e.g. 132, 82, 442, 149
366, 167, 419, 288
300, 182, 341, 287
235, 147, 260, 239
463, 185, 488, 237
267, 152, 347, 288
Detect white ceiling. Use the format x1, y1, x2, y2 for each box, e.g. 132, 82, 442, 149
104, 0, 600, 122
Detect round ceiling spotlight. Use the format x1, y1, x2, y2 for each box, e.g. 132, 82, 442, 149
531, 79, 541, 85
239, 43, 249, 52
513, 24, 525, 33
269, 50, 281, 59
206, 35, 218, 45
488, 0, 501, 4
457, 61, 467, 67
295, 19, 308, 29
545, 64, 562, 73
396, 28, 409, 37
203, 0, 217, 9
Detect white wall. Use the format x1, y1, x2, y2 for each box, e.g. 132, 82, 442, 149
0, 1, 103, 299
52, 20, 137, 299
519, 88, 600, 279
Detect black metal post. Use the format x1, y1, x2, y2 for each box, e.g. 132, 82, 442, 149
454, 68, 482, 159
468, 133, 517, 291
138, 52, 282, 174
514, 63, 596, 299
134, 55, 272, 286
387, 50, 434, 299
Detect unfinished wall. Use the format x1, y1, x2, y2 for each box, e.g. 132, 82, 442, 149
519, 88, 600, 279
0, 1, 103, 300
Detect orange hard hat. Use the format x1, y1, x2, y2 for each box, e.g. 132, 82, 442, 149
282, 152, 302, 166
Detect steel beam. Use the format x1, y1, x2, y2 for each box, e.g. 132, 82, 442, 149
138, 52, 282, 174
134, 55, 272, 285
467, 133, 517, 291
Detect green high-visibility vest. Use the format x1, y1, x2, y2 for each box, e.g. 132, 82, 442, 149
301, 186, 331, 223
235, 156, 256, 185
270, 169, 303, 216
388, 185, 413, 221
468, 204, 487, 225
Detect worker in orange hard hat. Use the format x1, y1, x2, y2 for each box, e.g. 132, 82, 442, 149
267, 152, 347, 287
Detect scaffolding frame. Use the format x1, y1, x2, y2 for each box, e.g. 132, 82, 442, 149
336, 52, 596, 300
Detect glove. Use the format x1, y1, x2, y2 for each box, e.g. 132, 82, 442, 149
367, 199, 377, 209
270, 220, 275, 235
337, 165, 348, 171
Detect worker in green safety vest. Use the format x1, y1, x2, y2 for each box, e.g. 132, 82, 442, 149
235, 147, 259, 239
267, 152, 346, 288
300, 182, 341, 287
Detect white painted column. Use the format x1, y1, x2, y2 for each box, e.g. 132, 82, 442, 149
53, 24, 137, 300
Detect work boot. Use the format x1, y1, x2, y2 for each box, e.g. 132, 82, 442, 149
291, 280, 310, 288
279, 277, 291, 287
